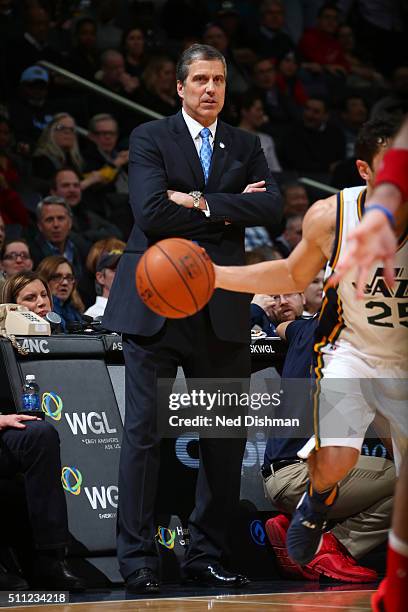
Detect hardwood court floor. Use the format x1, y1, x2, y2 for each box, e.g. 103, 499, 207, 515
6, 586, 376, 612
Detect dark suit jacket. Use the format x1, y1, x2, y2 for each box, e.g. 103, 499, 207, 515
103, 111, 282, 342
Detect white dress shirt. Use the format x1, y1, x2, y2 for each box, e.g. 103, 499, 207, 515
84, 296, 108, 319
181, 108, 217, 216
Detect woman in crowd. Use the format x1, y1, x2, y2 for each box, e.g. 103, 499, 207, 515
37, 255, 84, 331
0, 271, 52, 319
32, 113, 84, 189
0, 239, 33, 287
138, 56, 178, 116
122, 27, 149, 80
68, 17, 100, 82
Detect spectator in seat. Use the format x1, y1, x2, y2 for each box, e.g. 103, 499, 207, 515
84, 115, 129, 194
303, 269, 324, 316
0, 239, 33, 286
78, 236, 126, 308
67, 17, 100, 82
96, 49, 139, 98
0, 271, 52, 319
337, 95, 368, 159
337, 24, 384, 93
250, 294, 279, 337
28, 196, 88, 281
0, 360, 85, 590
281, 181, 310, 217
122, 27, 149, 80
252, 57, 299, 142
299, 3, 349, 76
279, 97, 345, 174
238, 91, 281, 172
138, 55, 179, 117
7, 66, 54, 154
32, 113, 84, 191
202, 23, 250, 97
84, 248, 123, 319
276, 50, 308, 111
274, 214, 303, 257
0, 118, 29, 228
50, 168, 123, 245
91, 49, 141, 137
37, 255, 84, 331
5, 5, 64, 95
253, 0, 295, 61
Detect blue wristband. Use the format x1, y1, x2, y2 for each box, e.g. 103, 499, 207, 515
364, 204, 395, 229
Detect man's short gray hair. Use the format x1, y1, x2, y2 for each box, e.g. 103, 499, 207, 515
176, 44, 227, 83
36, 195, 72, 220
88, 113, 118, 133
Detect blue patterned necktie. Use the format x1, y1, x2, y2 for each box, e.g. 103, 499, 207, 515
199, 127, 212, 184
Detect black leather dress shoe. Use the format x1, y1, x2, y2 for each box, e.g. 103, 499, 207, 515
183, 563, 250, 587
0, 564, 28, 590
125, 568, 160, 594
30, 560, 86, 592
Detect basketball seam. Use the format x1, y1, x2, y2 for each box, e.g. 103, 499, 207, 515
143, 251, 189, 316
172, 239, 214, 303
155, 243, 199, 312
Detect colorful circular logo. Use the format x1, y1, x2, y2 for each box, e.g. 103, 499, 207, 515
249, 519, 266, 546
155, 526, 176, 549
42, 392, 63, 421
61, 467, 82, 495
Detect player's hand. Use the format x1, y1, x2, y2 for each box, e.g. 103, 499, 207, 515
329, 208, 397, 298
242, 180, 266, 193
0, 414, 41, 431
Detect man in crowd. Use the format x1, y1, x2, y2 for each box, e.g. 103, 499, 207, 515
84, 249, 122, 319
50, 168, 122, 244
274, 214, 303, 257
28, 196, 88, 280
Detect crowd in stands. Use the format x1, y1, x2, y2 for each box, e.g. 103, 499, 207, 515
0, 1, 407, 326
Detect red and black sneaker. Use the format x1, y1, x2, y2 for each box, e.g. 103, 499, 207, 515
308, 532, 378, 583
265, 514, 320, 580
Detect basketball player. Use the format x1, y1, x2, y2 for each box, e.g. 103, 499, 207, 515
214, 115, 408, 570
332, 116, 408, 612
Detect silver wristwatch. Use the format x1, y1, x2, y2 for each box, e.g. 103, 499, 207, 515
189, 191, 202, 209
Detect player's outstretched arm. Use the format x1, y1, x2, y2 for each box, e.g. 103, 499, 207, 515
214, 200, 329, 295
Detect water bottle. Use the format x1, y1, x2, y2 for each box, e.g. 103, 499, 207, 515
21, 374, 41, 415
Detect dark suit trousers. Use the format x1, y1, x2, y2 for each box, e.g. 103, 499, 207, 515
0, 421, 68, 550
118, 308, 250, 578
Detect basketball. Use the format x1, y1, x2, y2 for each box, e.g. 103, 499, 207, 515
135, 238, 215, 318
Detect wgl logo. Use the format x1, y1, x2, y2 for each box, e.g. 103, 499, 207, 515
61, 467, 82, 495
250, 520, 266, 546
42, 392, 63, 421
156, 526, 176, 549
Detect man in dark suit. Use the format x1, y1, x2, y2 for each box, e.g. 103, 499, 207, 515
103, 44, 282, 593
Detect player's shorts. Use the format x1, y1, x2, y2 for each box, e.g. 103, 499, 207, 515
298, 342, 408, 472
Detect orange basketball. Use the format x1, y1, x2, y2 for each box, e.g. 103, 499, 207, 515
136, 238, 215, 318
